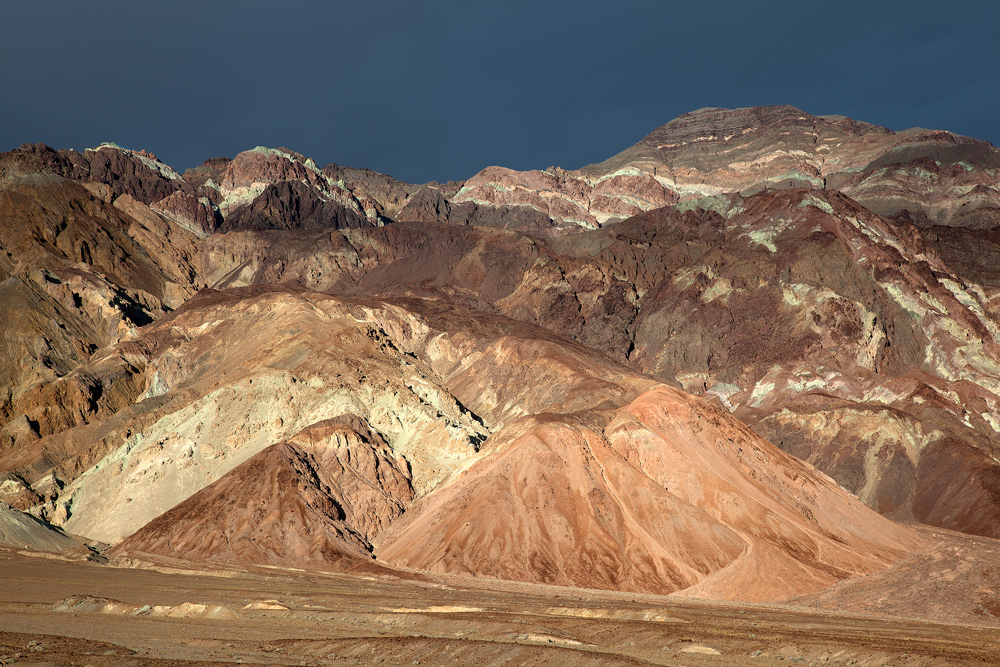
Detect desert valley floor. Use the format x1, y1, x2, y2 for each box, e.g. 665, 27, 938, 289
2, 543, 999, 667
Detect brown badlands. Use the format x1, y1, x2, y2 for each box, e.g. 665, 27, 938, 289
1, 106, 1000, 663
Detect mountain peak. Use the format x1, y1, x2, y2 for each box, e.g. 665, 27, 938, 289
644, 105, 890, 145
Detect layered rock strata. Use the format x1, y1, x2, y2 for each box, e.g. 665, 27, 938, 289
1, 106, 999, 604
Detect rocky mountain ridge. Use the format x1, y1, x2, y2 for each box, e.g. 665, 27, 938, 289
2, 105, 999, 609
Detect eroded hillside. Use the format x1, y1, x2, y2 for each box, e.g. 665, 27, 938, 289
2, 106, 1000, 607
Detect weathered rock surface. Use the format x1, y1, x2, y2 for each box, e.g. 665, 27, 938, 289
448, 165, 678, 232
430, 105, 1000, 233
321, 163, 424, 220
377, 386, 922, 600
1, 106, 999, 610
0, 142, 188, 206
114, 417, 413, 571
0, 172, 201, 474
179, 190, 1000, 540
220, 179, 369, 231
215, 147, 383, 230
0, 501, 79, 552
139, 184, 1000, 540
150, 191, 219, 235
42, 289, 487, 543
590, 105, 1000, 227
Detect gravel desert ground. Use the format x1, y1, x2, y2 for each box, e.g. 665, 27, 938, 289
1, 545, 997, 667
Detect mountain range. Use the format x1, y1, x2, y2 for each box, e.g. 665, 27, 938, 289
2, 105, 999, 615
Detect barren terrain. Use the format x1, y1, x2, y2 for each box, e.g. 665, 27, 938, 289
2, 546, 998, 666
4, 105, 1000, 663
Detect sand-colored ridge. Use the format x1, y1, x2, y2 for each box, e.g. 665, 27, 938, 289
377, 384, 925, 600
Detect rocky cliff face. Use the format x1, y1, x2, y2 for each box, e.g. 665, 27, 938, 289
1, 106, 998, 604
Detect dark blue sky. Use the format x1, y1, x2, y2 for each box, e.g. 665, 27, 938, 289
3, 1, 998, 183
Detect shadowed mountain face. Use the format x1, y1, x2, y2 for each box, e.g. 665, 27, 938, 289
1, 106, 999, 605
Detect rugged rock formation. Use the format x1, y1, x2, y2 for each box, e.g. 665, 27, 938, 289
34, 289, 487, 544
377, 386, 922, 600
321, 163, 424, 220
428, 105, 1000, 233
220, 179, 369, 231
178, 198, 1000, 539
590, 105, 1000, 226
214, 147, 384, 230
151, 191, 219, 235
1, 106, 999, 607
114, 417, 413, 571
447, 165, 678, 232
0, 142, 189, 206
0, 502, 79, 552
0, 172, 201, 478
94, 286, 921, 598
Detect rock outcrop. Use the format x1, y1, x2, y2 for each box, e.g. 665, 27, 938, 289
114, 417, 413, 571
0, 501, 79, 552
213, 147, 384, 230
0, 142, 188, 206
